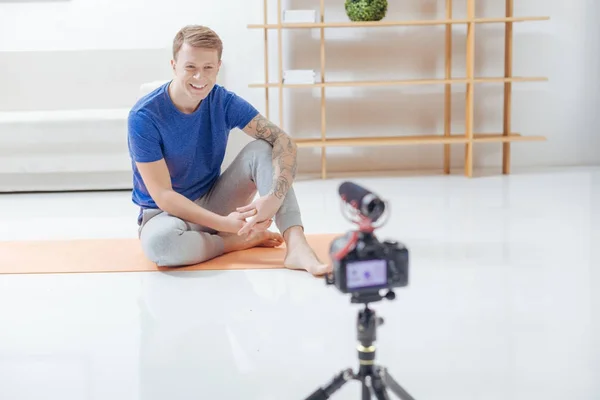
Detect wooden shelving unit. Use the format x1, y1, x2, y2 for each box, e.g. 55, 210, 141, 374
248, 0, 550, 178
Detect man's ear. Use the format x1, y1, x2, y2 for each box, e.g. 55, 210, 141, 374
170, 59, 176, 72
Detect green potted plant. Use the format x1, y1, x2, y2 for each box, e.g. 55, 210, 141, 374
345, 0, 388, 22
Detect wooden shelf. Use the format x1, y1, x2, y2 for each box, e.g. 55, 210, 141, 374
249, 1, 550, 178
293, 133, 546, 148
249, 76, 548, 89
247, 16, 549, 29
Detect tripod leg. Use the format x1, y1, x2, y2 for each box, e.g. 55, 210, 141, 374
362, 380, 372, 400
370, 374, 391, 400
304, 368, 353, 400
377, 367, 416, 400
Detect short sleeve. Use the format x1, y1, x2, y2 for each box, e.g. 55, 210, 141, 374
127, 110, 163, 163
223, 89, 260, 131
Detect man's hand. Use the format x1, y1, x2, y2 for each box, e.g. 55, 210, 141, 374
236, 193, 283, 235
217, 209, 272, 234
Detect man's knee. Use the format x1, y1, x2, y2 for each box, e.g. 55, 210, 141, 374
241, 139, 272, 159
140, 217, 187, 266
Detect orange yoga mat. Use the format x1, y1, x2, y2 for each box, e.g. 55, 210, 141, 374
0, 233, 339, 275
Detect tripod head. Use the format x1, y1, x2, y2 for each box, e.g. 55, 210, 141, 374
356, 303, 384, 350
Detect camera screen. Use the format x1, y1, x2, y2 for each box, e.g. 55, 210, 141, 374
346, 259, 387, 289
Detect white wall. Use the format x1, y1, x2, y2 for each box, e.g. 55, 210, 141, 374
0, 0, 272, 109
0, 0, 598, 187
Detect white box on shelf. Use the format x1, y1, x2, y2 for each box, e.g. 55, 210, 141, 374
283, 69, 317, 84
282, 9, 318, 23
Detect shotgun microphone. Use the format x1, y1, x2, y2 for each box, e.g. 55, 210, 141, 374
338, 181, 386, 222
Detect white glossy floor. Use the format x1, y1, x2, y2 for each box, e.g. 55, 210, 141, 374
0, 167, 599, 400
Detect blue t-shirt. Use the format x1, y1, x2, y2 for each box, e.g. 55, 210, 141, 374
127, 81, 259, 209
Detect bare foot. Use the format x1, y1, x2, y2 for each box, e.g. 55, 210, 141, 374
284, 245, 331, 276
220, 231, 284, 253
283, 226, 331, 276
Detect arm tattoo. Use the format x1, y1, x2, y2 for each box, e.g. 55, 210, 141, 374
245, 114, 298, 200
250, 114, 284, 145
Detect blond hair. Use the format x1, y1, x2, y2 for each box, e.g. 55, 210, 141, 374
172, 25, 223, 60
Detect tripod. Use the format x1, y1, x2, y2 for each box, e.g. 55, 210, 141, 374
304, 296, 416, 400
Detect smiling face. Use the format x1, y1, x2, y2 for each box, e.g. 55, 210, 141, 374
168, 25, 223, 113
171, 43, 221, 103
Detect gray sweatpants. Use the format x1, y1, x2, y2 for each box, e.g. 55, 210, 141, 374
137, 139, 303, 267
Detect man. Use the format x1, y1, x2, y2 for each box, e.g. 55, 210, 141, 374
127, 25, 330, 276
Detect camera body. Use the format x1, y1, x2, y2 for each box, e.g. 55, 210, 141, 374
327, 231, 409, 297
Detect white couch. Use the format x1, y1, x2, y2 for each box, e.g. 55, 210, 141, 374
0, 73, 250, 192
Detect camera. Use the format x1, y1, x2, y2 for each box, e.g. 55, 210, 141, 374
325, 181, 409, 304
303, 182, 416, 400
328, 232, 408, 295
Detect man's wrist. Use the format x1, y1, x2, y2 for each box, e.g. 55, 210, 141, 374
271, 175, 292, 200
267, 188, 287, 202
212, 214, 242, 234
209, 215, 221, 231
192, 209, 225, 232
213, 214, 229, 232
